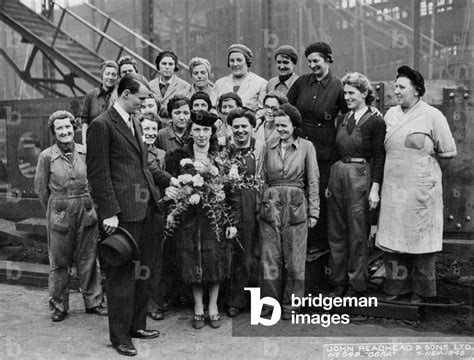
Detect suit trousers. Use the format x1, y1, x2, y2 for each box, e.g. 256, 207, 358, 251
106, 204, 156, 345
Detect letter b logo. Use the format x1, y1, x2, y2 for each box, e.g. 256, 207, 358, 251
245, 287, 281, 326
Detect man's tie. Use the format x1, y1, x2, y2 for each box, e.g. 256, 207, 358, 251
128, 118, 135, 136
347, 113, 356, 135
159, 83, 168, 97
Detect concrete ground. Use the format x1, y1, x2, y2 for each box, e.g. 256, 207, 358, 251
0, 283, 472, 360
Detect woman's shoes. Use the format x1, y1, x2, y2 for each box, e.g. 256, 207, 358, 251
51, 309, 67, 322
227, 307, 240, 317
209, 314, 222, 329
148, 310, 164, 321
192, 314, 205, 329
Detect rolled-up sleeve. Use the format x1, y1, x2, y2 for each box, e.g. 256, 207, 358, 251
432, 111, 457, 158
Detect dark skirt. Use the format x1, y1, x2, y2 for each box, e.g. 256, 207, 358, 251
175, 206, 232, 284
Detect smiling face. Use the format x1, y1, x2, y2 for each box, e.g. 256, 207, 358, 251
394, 76, 419, 109
158, 56, 176, 80
229, 52, 248, 78
191, 64, 209, 89
53, 117, 74, 144
192, 99, 209, 112
275, 54, 295, 77
275, 115, 294, 141
141, 97, 158, 115
231, 117, 252, 147
141, 118, 158, 145
102, 66, 117, 90
307, 52, 329, 79
190, 123, 212, 147
171, 104, 190, 130
263, 97, 280, 122
344, 84, 367, 111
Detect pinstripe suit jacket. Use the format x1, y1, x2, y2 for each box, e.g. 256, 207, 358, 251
86, 106, 171, 222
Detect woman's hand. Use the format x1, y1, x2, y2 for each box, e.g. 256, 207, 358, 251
226, 226, 238, 239
308, 217, 318, 228
165, 186, 179, 199
368, 183, 380, 210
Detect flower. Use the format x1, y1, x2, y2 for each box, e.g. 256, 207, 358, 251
228, 164, 240, 179
180, 158, 193, 167
189, 194, 201, 205
192, 174, 204, 187
210, 166, 219, 176
193, 160, 206, 172
215, 191, 226, 202
226, 226, 238, 239
178, 174, 193, 184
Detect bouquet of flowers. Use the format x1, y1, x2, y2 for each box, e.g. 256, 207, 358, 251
163, 149, 263, 247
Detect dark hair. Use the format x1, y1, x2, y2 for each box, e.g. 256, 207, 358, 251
155, 50, 179, 72
190, 91, 212, 110
217, 92, 243, 112
186, 118, 219, 152
274, 105, 304, 139
226, 107, 256, 127
117, 73, 146, 97
167, 95, 191, 117
117, 55, 138, 74
263, 91, 288, 106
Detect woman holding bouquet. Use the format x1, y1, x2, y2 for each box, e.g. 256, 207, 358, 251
164, 110, 233, 329
259, 103, 320, 320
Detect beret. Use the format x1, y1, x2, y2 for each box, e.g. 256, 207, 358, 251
396, 65, 425, 96
190, 91, 212, 109
190, 110, 219, 127
274, 45, 298, 64
279, 103, 303, 127
227, 44, 253, 67
304, 42, 333, 63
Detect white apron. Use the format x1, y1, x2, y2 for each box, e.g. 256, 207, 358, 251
376, 101, 449, 254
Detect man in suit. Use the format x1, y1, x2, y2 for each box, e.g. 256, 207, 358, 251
149, 50, 191, 112
87, 73, 176, 357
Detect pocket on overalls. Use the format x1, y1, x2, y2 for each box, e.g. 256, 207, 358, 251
260, 190, 276, 223
289, 189, 307, 225
50, 200, 69, 233
83, 196, 98, 227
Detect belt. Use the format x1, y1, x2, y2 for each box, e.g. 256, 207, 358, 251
341, 157, 367, 164
268, 180, 303, 189
50, 189, 89, 198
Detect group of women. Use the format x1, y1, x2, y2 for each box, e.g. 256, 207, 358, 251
35, 41, 457, 327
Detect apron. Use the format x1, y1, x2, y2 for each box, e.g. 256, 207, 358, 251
376, 112, 443, 254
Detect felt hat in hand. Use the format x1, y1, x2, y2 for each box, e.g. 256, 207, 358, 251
100, 227, 140, 266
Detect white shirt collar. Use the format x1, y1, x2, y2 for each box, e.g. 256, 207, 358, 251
113, 102, 130, 124
352, 106, 368, 124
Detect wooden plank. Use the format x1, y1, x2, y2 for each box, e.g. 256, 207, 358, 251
15, 217, 47, 236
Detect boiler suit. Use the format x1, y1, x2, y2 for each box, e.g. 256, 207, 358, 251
259, 137, 319, 312
35, 143, 102, 313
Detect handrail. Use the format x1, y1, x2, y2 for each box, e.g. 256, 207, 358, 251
83, 1, 190, 72
53, 1, 157, 72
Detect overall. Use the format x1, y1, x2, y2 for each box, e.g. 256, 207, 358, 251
327, 112, 372, 292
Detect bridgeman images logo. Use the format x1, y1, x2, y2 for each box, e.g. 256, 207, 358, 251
245, 287, 378, 326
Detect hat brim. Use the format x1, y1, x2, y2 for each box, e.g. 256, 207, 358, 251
100, 226, 140, 266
